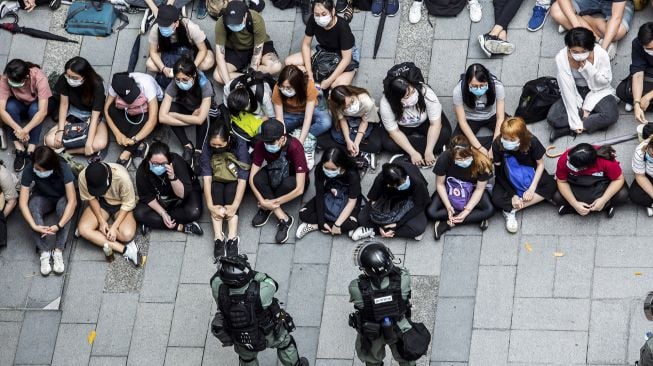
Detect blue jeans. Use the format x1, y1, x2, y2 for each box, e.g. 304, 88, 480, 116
5, 97, 45, 145
283, 101, 332, 137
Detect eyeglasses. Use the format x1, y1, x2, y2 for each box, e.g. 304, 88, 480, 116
149, 162, 168, 167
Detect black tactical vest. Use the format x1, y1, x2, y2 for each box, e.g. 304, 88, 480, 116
357, 268, 408, 322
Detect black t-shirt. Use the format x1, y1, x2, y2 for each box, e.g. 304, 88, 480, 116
305, 15, 355, 54
136, 153, 196, 204
21, 158, 75, 199
630, 38, 653, 78
491, 135, 546, 168
54, 75, 106, 112
314, 165, 361, 225
433, 150, 493, 183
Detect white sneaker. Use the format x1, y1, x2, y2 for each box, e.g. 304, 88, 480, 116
414, 234, 423, 241
625, 103, 633, 112
40, 252, 52, 276
181, 4, 187, 17
349, 226, 375, 241
389, 154, 404, 163
647, 207, 653, 217
467, 0, 482, 22
0, 1, 19, 18
503, 210, 518, 233
296, 222, 318, 239
409, 0, 422, 24
52, 250, 65, 274
606, 41, 617, 61
558, 24, 567, 33
123, 241, 142, 267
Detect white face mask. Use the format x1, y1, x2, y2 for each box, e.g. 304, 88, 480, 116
65, 75, 84, 88
280, 88, 296, 97
402, 90, 418, 107
315, 14, 332, 28
645, 48, 653, 57
570, 51, 590, 62
344, 99, 360, 115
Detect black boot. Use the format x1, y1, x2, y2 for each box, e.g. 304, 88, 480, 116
295, 357, 309, 366
549, 127, 573, 143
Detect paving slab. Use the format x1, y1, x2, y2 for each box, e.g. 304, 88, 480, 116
0, 321, 21, 366
479, 214, 520, 266
438, 236, 481, 298
255, 243, 295, 303
140, 240, 184, 302
180, 233, 217, 284
473, 266, 516, 329
316, 295, 357, 360
14, 310, 61, 365
92, 293, 139, 357
515, 235, 556, 298
0, 310, 25, 322
202, 326, 239, 366
90, 356, 128, 366
404, 235, 443, 276
592, 267, 651, 299
326, 236, 361, 296
294, 233, 333, 264
293, 326, 321, 366
286, 263, 328, 327
51, 323, 95, 366
554, 235, 596, 298
511, 298, 590, 331
508, 330, 588, 364
468, 329, 509, 366
595, 235, 653, 268
61, 261, 107, 323
266, 21, 295, 61
27, 273, 64, 309
127, 303, 174, 366
164, 347, 204, 366
80, 32, 118, 66
0, 260, 33, 308
168, 284, 212, 347
587, 299, 630, 365
430, 297, 475, 363
430, 40, 468, 97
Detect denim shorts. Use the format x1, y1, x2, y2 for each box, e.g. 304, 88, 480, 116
572, 0, 634, 32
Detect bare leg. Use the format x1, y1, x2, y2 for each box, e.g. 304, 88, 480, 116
77, 206, 126, 253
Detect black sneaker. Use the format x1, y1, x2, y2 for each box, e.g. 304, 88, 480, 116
338, 0, 353, 22
140, 224, 151, 236
133, 141, 150, 159
193, 150, 202, 176
140, 8, 155, 34
479, 219, 489, 231
213, 238, 225, 259
275, 216, 294, 244
225, 236, 239, 257
558, 205, 575, 216
49, 0, 61, 10
184, 221, 204, 235
549, 127, 573, 143
301, 0, 312, 24
297, 357, 309, 366
335, 0, 347, 12
13, 149, 26, 172
116, 156, 132, 168
433, 220, 451, 240
606, 205, 615, 218
252, 209, 272, 227
182, 145, 194, 167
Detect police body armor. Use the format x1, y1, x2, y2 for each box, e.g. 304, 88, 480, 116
358, 267, 409, 322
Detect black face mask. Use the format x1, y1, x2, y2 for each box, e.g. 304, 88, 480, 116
211, 146, 229, 155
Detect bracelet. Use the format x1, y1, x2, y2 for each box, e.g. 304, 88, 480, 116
56, 223, 62, 230
356, 131, 364, 135
169, 175, 178, 181
334, 224, 341, 228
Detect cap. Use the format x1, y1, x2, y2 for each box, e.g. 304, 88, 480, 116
156, 5, 180, 27
260, 119, 285, 142
85, 162, 111, 197
224, 1, 248, 26
111, 74, 139, 104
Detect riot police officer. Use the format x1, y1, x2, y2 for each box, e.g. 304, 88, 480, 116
348, 241, 415, 366
210, 254, 309, 366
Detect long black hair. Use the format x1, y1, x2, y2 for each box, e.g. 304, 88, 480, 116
383, 77, 427, 121
638, 22, 653, 46
319, 146, 357, 173
139, 141, 174, 176
173, 54, 203, 109
277, 65, 308, 106
208, 120, 234, 151
568, 143, 616, 169
312, 0, 336, 13
64, 56, 103, 108
564, 27, 596, 51
381, 162, 407, 188
227, 86, 258, 115
461, 63, 496, 109
32, 146, 63, 176
4, 59, 40, 83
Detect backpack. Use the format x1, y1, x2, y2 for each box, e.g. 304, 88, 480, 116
504, 154, 535, 197
640, 336, 653, 366
369, 196, 414, 225
231, 112, 263, 142
382, 62, 425, 96
270, 0, 295, 10
230, 71, 276, 111
65, 0, 129, 37
265, 148, 290, 189
396, 320, 431, 361
514, 76, 561, 124
424, 0, 466, 16
211, 152, 251, 183
323, 178, 349, 222
446, 176, 475, 212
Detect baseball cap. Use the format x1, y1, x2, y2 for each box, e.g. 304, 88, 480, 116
157, 5, 180, 27
260, 119, 285, 142
111, 74, 139, 104
85, 162, 111, 197
224, 1, 248, 26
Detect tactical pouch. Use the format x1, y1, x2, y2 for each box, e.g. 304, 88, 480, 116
210, 312, 233, 346
348, 312, 361, 330
362, 322, 381, 340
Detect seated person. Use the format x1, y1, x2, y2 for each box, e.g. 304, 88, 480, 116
0, 0, 61, 12
146, 5, 215, 88
18, 146, 76, 276
134, 141, 203, 236
380, 74, 452, 167
44, 57, 108, 162
629, 137, 653, 215
295, 147, 361, 239
0, 160, 18, 247
357, 161, 430, 240
223, 72, 275, 121
78, 162, 142, 266
249, 119, 308, 244
550, 0, 633, 59
554, 143, 628, 217
226, 87, 265, 145
427, 135, 495, 240
213, 1, 281, 86
491, 117, 556, 233
452, 63, 505, 158
159, 55, 215, 169
285, 0, 360, 89
272, 65, 331, 169
0, 58, 54, 172
199, 121, 251, 259
318, 85, 382, 167
548, 27, 617, 142
105, 72, 162, 168
616, 22, 653, 123
127, 0, 195, 34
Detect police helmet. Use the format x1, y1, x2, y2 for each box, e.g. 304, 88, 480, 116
352, 241, 395, 281
218, 254, 253, 288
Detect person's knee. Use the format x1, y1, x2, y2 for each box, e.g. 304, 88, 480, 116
550, 2, 564, 22
117, 224, 136, 242
78, 219, 96, 238
185, 205, 202, 222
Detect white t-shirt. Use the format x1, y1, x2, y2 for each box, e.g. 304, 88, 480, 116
108, 72, 164, 102
632, 140, 653, 177
452, 79, 505, 121
336, 93, 379, 123
379, 85, 442, 131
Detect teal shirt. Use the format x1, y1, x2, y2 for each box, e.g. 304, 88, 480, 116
212, 272, 278, 309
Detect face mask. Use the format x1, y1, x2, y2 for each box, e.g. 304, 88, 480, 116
149, 163, 167, 176
264, 143, 281, 153
280, 88, 296, 97
566, 160, 580, 172
455, 157, 473, 168
402, 90, 419, 107
344, 99, 360, 115
469, 85, 488, 97
159, 25, 175, 37
323, 167, 340, 178
501, 137, 520, 151
396, 176, 410, 191
645, 48, 653, 57
176, 78, 194, 91
65, 76, 84, 88
8, 79, 25, 88
227, 23, 246, 32
570, 51, 590, 62
645, 152, 653, 164
212, 146, 229, 155
315, 14, 332, 28
33, 168, 53, 178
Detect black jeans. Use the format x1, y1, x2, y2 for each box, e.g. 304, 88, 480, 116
298, 197, 359, 232
317, 124, 384, 154
381, 113, 452, 155
494, 0, 524, 29
616, 75, 653, 108
491, 172, 557, 212
358, 204, 428, 238
452, 114, 498, 149
252, 169, 299, 200
134, 189, 203, 229
108, 105, 149, 154
629, 175, 653, 207
553, 184, 629, 208
426, 190, 494, 224
169, 102, 211, 150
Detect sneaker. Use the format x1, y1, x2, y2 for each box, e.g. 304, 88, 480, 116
467, 0, 482, 22
196, 0, 207, 19
49, 0, 61, 10
503, 210, 518, 233
479, 219, 489, 231
214, 238, 225, 259
368, 152, 377, 170
414, 233, 423, 241
549, 127, 573, 143
558, 24, 567, 34
433, 221, 450, 240
301, 0, 311, 24
275, 216, 294, 244
558, 205, 575, 215
386, 0, 399, 16
193, 150, 202, 175
40, 251, 52, 276
389, 153, 404, 164
140, 224, 151, 236
141, 8, 155, 34
252, 209, 272, 227
181, 4, 187, 17
87, 152, 103, 164
485, 38, 515, 55
184, 221, 204, 235
606, 41, 617, 61
303, 134, 317, 170
647, 206, 653, 217
338, 0, 353, 22
13, 149, 26, 172
371, 0, 382, 16
298, 357, 309, 366
52, 250, 65, 274
336, 0, 347, 12
409, 0, 422, 23
248, 0, 265, 12
116, 156, 132, 168
123, 241, 142, 267
349, 226, 375, 241
606, 205, 615, 218
133, 141, 150, 159
477, 34, 493, 58
0, 1, 19, 18
296, 222, 318, 239
182, 145, 194, 167
638, 123, 646, 142
0, 128, 6, 150
625, 103, 634, 112
527, 5, 549, 31
225, 236, 239, 257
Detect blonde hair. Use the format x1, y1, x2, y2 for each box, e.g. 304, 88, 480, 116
500, 117, 532, 153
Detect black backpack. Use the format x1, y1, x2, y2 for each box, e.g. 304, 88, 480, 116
425, 0, 466, 16
382, 62, 425, 96
270, 0, 295, 9
230, 71, 276, 109
396, 320, 431, 361
514, 76, 561, 124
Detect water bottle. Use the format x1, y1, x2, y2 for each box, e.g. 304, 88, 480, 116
103, 243, 114, 262
382, 317, 397, 344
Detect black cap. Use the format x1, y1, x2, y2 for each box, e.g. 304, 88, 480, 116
157, 5, 180, 27
85, 162, 111, 197
260, 119, 285, 142
224, 1, 248, 26
111, 74, 139, 104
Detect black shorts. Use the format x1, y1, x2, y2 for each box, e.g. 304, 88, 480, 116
225, 41, 277, 71
99, 197, 122, 217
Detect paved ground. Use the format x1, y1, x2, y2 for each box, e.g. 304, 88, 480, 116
1, 1, 653, 365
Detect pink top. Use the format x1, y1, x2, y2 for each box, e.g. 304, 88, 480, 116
0, 67, 52, 104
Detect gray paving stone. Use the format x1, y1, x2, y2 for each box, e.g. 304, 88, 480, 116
266, 21, 294, 61
61, 261, 107, 323
0, 321, 21, 366
503, 86, 522, 118
3, 216, 40, 261
508, 330, 587, 364
180, 233, 216, 284
596, 235, 653, 268
0, 310, 25, 322
537, 57, 557, 78
467, 5, 496, 59
592, 267, 651, 299
430, 40, 468, 97
168, 284, 212, 347
0, 260, 33, 308
51, 323, 95, 366
92, 293, 139, 356
255, 243, 294, 303
150, 229, 189, 242
14, 310, 60, 365
80, 32, 118, 66
316, 360, 354, 366
90, 356, 128, 366
501, 30, 541, 86
473, 266, 515, 329
468, 329, 509, 366
0, 30, 12, 55
512, 298, 590, 331
71, 237, 108, 261
431, 363, 468, 366
438, 236, 481, 297
202, 325, 239, 366
627, 297, 651, 363
287, 264, 328, 327
294, 234, 333, 264
7, 10, 50, 65
520, 202, 599, 235
404, 236, 442, 276
293, 326, 320, 366
316, 295, 356, 360
140, 241, 184, 302
360, 14, 400, 59
164, 347, 204, 366
515, 235, 556, 298
110, 29, 141, 77
506, 0, 533, 30
480, 214, 520, 266
587, 299, 629, 365
433, 12, 471, 40
128, 303, 174, 366
27, 274, 64, 309
540, 21, 565, 58
430, 297, 475, 362
554, 235, 596, 298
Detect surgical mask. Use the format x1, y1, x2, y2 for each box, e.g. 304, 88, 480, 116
469, 85, 488, 97
159, 25, 175, 37
33, 168, 53, 178
396, 176, 410, 191
176, 78, 194, 91
645, 48, 653, 57
227, 23, 246, 32
323, 167, 340, 178
570, 51, 590, 62
455, 157, 473, 168
264, 143, 281, 153
280, 88, 296, 97
566, 160, 580, 172
344, 99, 360, 115
501, 137, 520, 151
402, 90, 418, 107
149, 163, 167, 176
8, 79, 25, 88
645, 152, 653, 164
65, 76, 84, 88
315, 14, 332, 28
